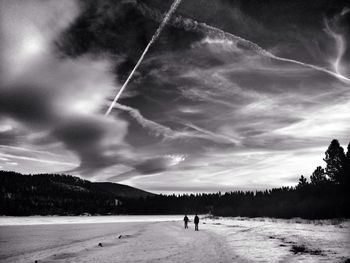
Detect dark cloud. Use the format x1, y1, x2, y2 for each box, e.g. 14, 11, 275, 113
0, 85, 58, 126
1, 0, 349, 191
107, 155, 185, 182
52, 116, 129, 174
0, 129, 21, 146
0, 0, 131, 175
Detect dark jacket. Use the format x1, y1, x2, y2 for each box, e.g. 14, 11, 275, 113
194, 215, 199, 224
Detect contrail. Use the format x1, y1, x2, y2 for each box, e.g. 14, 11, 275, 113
199, 27, 350, 83
112, 102, 175, 137
115, 102, 236, 144
105, 0, 182, 115
137, 3, 350, 84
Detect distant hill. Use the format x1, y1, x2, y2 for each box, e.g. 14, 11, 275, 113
0, 170, 155, 216
92, 182, 154, 199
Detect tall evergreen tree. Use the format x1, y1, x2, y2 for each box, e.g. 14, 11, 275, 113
297, 175, 308, 189
344, 143, 350, 186
323, 139, 346, 184
310, 166, 327, 186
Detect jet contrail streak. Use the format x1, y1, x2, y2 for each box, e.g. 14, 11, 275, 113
105, 0, 182, 115
115, 103, 236, 144
137, 3, 350, 84
201, 23, 350, 83
194, 23, 350, 84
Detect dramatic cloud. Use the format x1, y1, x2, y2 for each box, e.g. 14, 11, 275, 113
1, 0, 349, 192
0, 0, 131, 175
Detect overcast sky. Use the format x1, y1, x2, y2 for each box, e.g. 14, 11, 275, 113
0, 0, 349, 193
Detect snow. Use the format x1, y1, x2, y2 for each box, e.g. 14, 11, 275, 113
203, 217, 350, 263
0, 215, 182, 226
0, 216, 349, 262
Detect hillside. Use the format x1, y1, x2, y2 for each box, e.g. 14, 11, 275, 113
0, 170, 155, 216
92, 182, 154, 199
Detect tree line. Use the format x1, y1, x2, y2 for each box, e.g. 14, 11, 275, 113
0, 172, 148, 215
1, 139, 349, 218
121, 139, 350, 219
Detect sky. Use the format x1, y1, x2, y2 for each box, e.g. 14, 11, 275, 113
0, 0, 349, 193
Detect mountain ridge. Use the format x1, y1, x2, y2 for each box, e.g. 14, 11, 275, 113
0, 170, 155, 216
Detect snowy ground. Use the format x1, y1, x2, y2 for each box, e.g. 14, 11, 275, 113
203, 217, 350, 263
0, 216, 349, 263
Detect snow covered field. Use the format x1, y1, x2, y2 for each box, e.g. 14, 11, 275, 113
0, 216, 349, 263
0, 215, 182, 226
204, 217, 350, 263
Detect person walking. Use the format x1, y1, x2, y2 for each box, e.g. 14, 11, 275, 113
183, 215, 189, 229
194, 214, 199, 231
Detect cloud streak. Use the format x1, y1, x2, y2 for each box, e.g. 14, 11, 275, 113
114, 103, 237, 145
1, 0, 349, 192
324, 8, 349, 77
105, 0, 183, 115
137, 2, 350, 83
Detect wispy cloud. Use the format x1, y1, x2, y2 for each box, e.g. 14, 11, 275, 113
0, 153, 75, 167
114, 103, 237, 145
1, 0, 349, 192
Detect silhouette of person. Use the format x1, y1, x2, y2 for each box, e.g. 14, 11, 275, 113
183, 215, 189, 229
194, 214, 199, 231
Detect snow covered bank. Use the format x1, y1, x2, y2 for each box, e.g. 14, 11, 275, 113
0, 218, 234, 263
0, 216, 349, 262
204, 217, 350, 262
0, 215, 181, 226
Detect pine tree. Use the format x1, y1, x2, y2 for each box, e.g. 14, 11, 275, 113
323, 139, 346, 184
310, 166, 327, 186
344, 143, 350, 187
297, 175, 308, 189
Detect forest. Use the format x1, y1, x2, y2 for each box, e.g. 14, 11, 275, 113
0, 171, 153, 215
1, 139, 349, 219
123, 139, 350, 218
